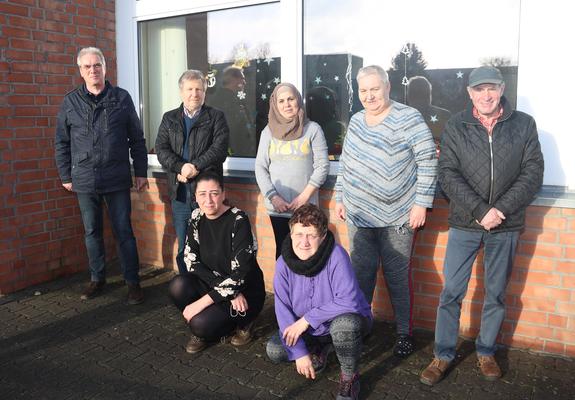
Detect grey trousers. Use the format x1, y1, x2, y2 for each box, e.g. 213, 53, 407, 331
266, 313, 371, 376
347, 223, 415, 335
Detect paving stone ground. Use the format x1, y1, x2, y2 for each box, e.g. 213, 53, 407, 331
1, 266, 573, 400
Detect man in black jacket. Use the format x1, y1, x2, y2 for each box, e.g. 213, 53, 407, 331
420, 66, 544, 386
155, 70, 229, 274
55, 47, 148, 304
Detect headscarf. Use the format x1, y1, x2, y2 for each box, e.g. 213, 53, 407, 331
268, 83, 307, 140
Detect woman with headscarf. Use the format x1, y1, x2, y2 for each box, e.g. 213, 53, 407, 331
255, 83, 329, 259
266, 204, 372, 400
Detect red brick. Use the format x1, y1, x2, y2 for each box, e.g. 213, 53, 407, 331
524, 270, 562, 286
0, 3, 29, 16
556, 261, 575, 274
548, 314, 568, 328
513, 323, 554, 340
517, 242, 563, 259
559, 232, 575, 245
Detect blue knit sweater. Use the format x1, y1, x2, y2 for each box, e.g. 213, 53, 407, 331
335, 101, 438, 227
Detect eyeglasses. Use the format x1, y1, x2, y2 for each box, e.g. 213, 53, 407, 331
291, 232, 321, 241
81, 63, 103, 71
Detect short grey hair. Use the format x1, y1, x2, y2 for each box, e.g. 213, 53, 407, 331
178, 70, 207, 90
76, 47, 106, 68
357, 65, 389, 85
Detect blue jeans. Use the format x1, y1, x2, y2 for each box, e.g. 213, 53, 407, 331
347, 223, 415, 335
434, 228, 520, 361
171, 197, 194, 275
76, 190, 140, 284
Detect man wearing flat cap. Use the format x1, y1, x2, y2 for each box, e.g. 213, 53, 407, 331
420, 66, 544, 385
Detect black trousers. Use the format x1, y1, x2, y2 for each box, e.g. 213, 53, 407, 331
169, 274, 264, 340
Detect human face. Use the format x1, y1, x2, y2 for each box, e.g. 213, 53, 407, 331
180, 79, 206, 113
79, 53, 106, 89
290, 223, 325, 261
276, 87, 300, 120
467, 83, 505, 118
358, 74, 390, 116
195, 179, 226, 219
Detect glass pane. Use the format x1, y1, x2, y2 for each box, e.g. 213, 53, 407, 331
303, 0, 520, 157
138, 2, 281, 157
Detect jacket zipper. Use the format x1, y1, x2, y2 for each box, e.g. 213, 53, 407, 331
488, 134, 494, 204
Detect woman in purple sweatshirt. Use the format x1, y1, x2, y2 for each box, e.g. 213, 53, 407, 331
266, 204, 372, 400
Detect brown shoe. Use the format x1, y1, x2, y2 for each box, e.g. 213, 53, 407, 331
126, 283, 144, 305
186, 334, 207, 354
230, 321, 255, 346
477, 355, 501, 380
420, 358, 451, 386
80, 281, 105, 300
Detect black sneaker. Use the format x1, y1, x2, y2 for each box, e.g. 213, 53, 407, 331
310, 343, 334, 375
126, 283, 144, 305
336, 372, 360, 400
80, 281, 105, 300
393, 334, 415, 358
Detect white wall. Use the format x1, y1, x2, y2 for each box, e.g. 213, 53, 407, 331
518, 0, 575, 188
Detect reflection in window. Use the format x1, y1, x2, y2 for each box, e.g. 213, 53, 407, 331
303, 0, 520, 154
138, 3, 281, 157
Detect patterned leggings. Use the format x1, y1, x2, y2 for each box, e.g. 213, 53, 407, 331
266, 313, 371, 375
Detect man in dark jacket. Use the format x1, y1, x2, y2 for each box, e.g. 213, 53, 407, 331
420, 66, 544, 386
155, 70, 229, 274
55, 47, 148, 304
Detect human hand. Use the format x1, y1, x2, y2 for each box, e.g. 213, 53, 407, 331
409, 205, 427, 229
182, 295, 213, 322
135, 177, 149, 191
176, 174, 188, 183
271, 195, 290, 213
288, 193, 310, 211
62, 182, 73, 191
479, 208, 506, 231
295, 354, 316, 380
282, 317, 310, 347
181, 163, 199, 179
230, 293, 249, 313
335, 203, 346, 222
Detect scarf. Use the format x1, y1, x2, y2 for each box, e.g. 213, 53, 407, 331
268, 83, 307, 140
281, 230, 335, 277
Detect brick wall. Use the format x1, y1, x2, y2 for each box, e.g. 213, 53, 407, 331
0, 0, 117, 293
130, 178, 575, 358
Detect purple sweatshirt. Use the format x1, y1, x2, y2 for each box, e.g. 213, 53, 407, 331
273, 243, 373, 360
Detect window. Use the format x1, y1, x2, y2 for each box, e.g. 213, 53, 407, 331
303, 0, 521, 157
138, 3, 281, 158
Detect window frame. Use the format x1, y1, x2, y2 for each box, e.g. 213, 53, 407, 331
118, 0, 325, 172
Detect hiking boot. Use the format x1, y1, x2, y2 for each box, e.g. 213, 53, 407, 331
231, 321, 255, 346
420, 358, 451, 386
126, 283, 144, 305
393, 334, 415, 358
186, 334, 207, 354
310, 343, 334, 375
80, 281, 105, 300
336, 372, 360, 400
477, 355, 501, 380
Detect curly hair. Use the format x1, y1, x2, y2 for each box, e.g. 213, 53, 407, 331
288, 204, 328, 236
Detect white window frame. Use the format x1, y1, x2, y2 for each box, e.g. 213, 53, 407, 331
116, 0, 314, 172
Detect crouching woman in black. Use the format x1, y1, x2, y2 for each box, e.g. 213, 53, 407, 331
169, 171, 265, 353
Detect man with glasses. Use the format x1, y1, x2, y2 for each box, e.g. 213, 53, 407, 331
55, 47, 148, 304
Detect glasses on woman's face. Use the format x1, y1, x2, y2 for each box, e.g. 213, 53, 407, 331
291, 232, 321, 241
